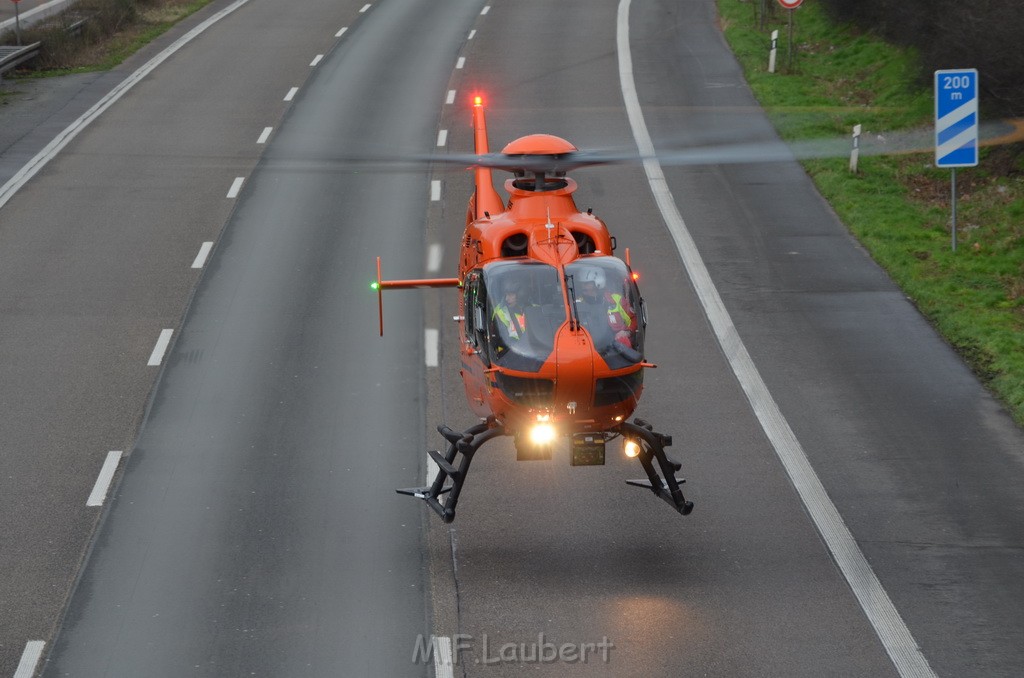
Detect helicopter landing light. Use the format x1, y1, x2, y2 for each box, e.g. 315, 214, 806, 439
528, 422, 556, 446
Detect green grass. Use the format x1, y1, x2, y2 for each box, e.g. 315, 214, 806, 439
8, 0, 213, 78
717, 0, 1024, 423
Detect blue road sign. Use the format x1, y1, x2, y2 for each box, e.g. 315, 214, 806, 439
934, 69, 979, 168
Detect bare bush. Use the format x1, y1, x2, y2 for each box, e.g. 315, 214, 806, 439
819, 0, 1024, 116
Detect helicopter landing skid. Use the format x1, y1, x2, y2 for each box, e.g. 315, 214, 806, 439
396, 422, 505, 524
622, 419, 694, 515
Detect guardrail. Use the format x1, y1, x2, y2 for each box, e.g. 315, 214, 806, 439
0, 42, 41, 78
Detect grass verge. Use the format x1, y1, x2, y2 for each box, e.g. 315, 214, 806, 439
715, 0, 1024, 425
3, 0, 214, 77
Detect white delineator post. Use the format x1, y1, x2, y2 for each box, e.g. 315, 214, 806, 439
850, 124, 861, 173
768, 29, 778, 73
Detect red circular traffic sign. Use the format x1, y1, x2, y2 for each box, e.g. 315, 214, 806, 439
777, 0, 803, 8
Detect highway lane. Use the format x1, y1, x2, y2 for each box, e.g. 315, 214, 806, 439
425, 1, 896, 676
40, 0, 485, 676
631, 1, 1024, 675
0, 0, 377, 674
421, 0, 1024, 677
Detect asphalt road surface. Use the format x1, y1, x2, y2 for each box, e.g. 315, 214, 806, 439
1, 0, 1022, 676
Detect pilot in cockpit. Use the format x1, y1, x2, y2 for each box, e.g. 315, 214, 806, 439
578, 267, 637, 348
492, 280, 528, 343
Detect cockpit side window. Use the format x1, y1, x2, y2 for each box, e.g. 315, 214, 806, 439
463, 271, 490, 365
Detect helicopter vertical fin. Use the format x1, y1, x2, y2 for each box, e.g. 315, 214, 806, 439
471, 97, 505, 220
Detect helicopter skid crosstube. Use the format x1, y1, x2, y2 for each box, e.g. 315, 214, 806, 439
396, 418, 693, 522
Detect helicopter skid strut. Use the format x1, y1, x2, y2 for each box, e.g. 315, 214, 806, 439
397, 418, 693, 522
396, 422, 504, 524
622, 419, 694, 515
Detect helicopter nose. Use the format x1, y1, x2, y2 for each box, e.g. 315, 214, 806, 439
552, 325, 595, 418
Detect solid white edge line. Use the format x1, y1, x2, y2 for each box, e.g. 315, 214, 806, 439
284, 87, 299, 101
0, 0, 66, 30
0, 0, 256, 213
13, 641, 45, 678
191, 241, 214, 269
456, 57, 465, 69
446, 90, 456, 105
431, 180, 441, 201
437, 129, 448, 147
615, 2, 936, 677
433, 636, 454, 678
425, 329, 439, 367
227, 177, 245, 198
148, 329, 173, 366
335, 26, 348, 37
257, 126, 273, 144
310, 54, 324, 67
86, 451, 123, 507
427, 243, 443, 273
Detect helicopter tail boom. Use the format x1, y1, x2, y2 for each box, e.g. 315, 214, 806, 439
471, 97, 505, 220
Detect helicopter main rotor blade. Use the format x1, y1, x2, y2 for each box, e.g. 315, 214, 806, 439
261, 118, 1023, 175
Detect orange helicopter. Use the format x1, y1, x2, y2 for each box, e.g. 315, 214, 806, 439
375, 97, 692, 522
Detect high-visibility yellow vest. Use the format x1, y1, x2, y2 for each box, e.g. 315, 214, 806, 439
493, 305, 526, 339
607, 293, 633, 328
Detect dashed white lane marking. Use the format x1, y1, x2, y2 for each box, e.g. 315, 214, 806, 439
433, 636, 454, 678
148, 329, 173, 366
335, 26, 348, 37
0, 0, 257, 212
480, 5, 490, 15
425, 329, 439, 367
284, 87, 299, 101
616, 2, 936, 677
13, 641, 45, 678
310, 54, 324, 67
431, 180, 441, 201
427, 243, 443, 273
446, 89, 456, 105
257, 126, 273, 144
437, 129, 448, 147
86, 451, 123, 507
467, 29, 476, 39
191, 241, 214, 269
227, 177, 244, 198
359, 3, 371, 11
456, 57, 465, 69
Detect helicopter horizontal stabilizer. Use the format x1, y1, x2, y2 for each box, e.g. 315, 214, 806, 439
374, 256, 460, 335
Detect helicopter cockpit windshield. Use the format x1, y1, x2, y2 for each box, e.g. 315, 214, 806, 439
483, 261, 567, 372
565, 258, 645, 369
